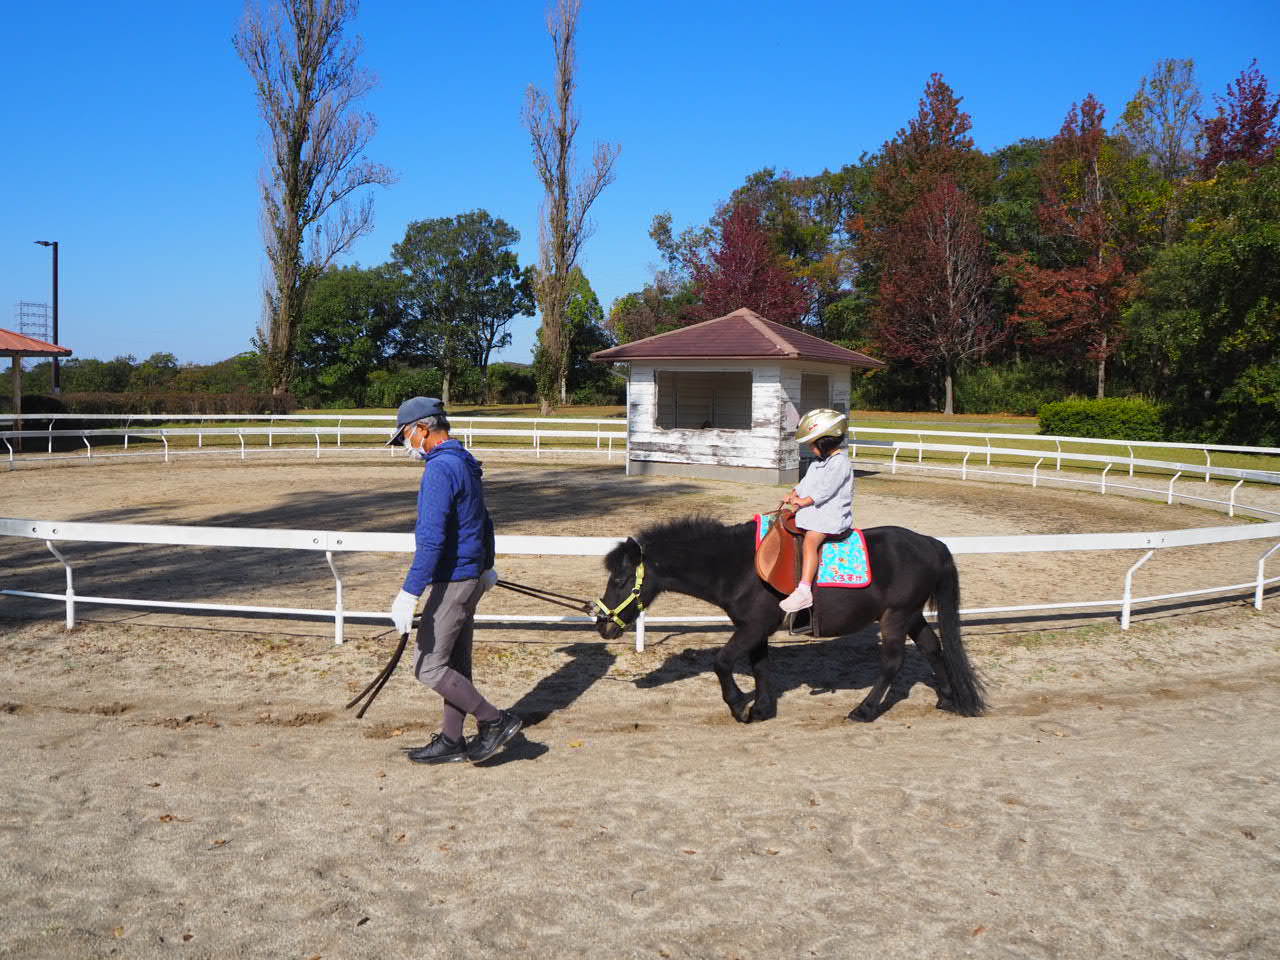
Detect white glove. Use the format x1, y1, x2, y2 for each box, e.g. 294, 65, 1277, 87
390, 589, 419, 635
479, 568, 499, 594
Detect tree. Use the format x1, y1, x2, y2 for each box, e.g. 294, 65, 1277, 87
1124, 161, 1280, 443
292, 264, 403, 406
999, 96, 1134, 397
391, 211, 534, 405
130, 353, 180, 391
684, 202, 811, 324
1197, 60, 1280, 176
523, 0, 619, 413
1118, 58, 1202, 180
873, 178, 1000, 414
234, 0, 394, 395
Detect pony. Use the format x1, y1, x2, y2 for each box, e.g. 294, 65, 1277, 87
594, 516, 985, 724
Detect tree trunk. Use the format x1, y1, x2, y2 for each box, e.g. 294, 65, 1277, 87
442, 369, 451, 407
1096, 332, 1107, 399
559, 374, 566, 405
943, 362, 955, 415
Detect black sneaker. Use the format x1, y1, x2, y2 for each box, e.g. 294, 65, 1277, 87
467, 710, 523, 763
407, 733, 469, 765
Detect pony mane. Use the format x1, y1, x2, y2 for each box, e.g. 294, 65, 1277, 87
604, 514, 750, 573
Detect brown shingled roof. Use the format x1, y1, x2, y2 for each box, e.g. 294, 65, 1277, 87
0, 328, 72, 357
590, 308, 884, 368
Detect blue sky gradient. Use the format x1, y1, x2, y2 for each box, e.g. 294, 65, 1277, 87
2, 1, 1275, 366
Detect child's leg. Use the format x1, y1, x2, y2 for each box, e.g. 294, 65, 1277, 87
801, 530, 824, 585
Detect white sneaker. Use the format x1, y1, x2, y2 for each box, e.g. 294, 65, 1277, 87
779, 583, 813, 613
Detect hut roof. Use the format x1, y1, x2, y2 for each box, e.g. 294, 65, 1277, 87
0, 328, 72, 358
589, 308, 884, 368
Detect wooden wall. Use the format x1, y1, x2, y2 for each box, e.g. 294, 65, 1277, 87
625, 360, 851, 477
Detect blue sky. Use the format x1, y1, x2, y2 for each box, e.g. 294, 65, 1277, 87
2, 1, 1275, 367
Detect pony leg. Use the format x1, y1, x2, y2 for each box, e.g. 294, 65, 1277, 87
907, 613, 956, 712
714, 629, 768, 724
849, 609, 909, 722
746, 638, 776, 722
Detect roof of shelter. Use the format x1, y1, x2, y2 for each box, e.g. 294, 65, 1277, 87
589, 308, 884, 368
0, 328, 72, 358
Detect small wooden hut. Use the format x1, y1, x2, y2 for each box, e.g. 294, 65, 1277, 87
590, 308, 883, 484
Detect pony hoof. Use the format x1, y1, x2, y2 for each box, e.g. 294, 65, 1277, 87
729, 699, 754, 724
846, 707, 877, 723
748, 701, 776, 723
935, 697, 955, 712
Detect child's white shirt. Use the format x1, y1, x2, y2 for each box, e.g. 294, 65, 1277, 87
794, 452, 853, 534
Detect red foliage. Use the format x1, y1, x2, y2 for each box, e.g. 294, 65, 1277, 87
1197, 60, 1280, 176
874, 178, 999, 365
999, 94, 1130, 396
872, 73, 980, 220
685, 203, 811, 325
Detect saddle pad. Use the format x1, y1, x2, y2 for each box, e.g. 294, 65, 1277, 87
755, 514, 872, 588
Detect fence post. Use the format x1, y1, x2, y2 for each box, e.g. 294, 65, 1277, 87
1100, 463, 1111, 494
82, 435, 92, 460
314, 431, 321, 459
916, 433, 923, 463
326, 550, 345, 645
47, 419, 54, 454
635, 610, 646, 653
336, 418, 342, 447
1033, 457, 1044, 487
1127, 445, 1134, 476
891, 447, 900, 475
1121, 550, 1155, 629
1230, 479, 1244, 518
46, 539, 75, 630
1167, 471, 1182, 505
961, 451, 970, 481
1055, 439, 1062, 471
1256, 542, 1280, 611
985, 437, 991, 466
238, 431, 246, 461
161, 435, 169, 463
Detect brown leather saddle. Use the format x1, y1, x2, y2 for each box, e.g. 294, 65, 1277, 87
754, 509, 854, 596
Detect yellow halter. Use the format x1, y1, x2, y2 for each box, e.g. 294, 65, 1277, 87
593, 559, 646, 629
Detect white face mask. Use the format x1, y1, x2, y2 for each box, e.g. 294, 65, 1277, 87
404, 435, 428, 460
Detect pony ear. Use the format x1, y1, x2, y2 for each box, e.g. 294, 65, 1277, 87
624, 537, 643, 562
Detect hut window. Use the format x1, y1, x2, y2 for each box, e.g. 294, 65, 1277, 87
800, 374, 830, 413
655, 371, 752, 429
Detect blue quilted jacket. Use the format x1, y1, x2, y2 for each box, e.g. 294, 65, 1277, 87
402, 439, 494, 594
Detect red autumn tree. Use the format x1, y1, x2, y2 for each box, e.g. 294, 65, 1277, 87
999, 94, 1129, 397
873, 177, 1000, 414
685, 202, 811, 324
1197, 59, 1280, 176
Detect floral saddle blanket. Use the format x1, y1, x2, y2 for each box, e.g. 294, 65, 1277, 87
754, 513, 873, 589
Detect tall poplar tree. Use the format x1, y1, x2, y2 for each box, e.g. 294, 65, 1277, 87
523, 0, 619, 413
234, 0, 394, 395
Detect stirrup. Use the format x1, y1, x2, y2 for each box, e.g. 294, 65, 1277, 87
785, 609, 813, 636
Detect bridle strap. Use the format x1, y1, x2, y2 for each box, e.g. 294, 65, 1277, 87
593, 558, 646, 629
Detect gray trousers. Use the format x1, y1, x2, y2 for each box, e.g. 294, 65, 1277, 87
412, 578, 483, 688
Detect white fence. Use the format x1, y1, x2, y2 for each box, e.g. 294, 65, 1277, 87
3, 514, 1278, 650
5, 417, 1280, 645
0, 414, 627, 466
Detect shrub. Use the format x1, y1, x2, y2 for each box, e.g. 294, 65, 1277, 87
1037, 396, 1164, 441
56, 392, 296, 416
955, 365, 1071, 416
364, 369, 442, 409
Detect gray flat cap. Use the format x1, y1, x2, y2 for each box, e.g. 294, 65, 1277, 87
386, 396, 446, 446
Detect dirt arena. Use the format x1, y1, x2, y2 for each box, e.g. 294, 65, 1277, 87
2, 454, 1279, 959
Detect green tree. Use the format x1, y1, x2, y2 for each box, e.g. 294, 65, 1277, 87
293, 264, 403, 406
62, 355, 137, 393
129, 353, 180, 391
391, 211, 534, 405
1123, 160, 1280, 443
1118, 58, 1202, 181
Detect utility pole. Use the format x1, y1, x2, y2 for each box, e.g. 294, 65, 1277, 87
34, 241, 60, 393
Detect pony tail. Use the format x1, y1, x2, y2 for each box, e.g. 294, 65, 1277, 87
935, 548, 986, 716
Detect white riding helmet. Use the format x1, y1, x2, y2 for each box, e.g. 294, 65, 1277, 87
795, 408, 847, 444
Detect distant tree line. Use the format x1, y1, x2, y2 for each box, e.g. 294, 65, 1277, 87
609, 59, 1280, 443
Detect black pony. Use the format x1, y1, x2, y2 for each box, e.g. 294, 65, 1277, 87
595, 517, 985, 724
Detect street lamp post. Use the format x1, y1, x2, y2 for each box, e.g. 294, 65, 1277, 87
34, 240, 60, 394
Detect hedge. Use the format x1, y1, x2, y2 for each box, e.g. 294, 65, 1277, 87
10, 392, 299, 418
1037, 396, 1164, 441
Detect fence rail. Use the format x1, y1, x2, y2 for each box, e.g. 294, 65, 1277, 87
3, 515, 1278, 650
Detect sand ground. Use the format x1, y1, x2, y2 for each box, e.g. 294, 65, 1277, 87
2, 456, 1279, 959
